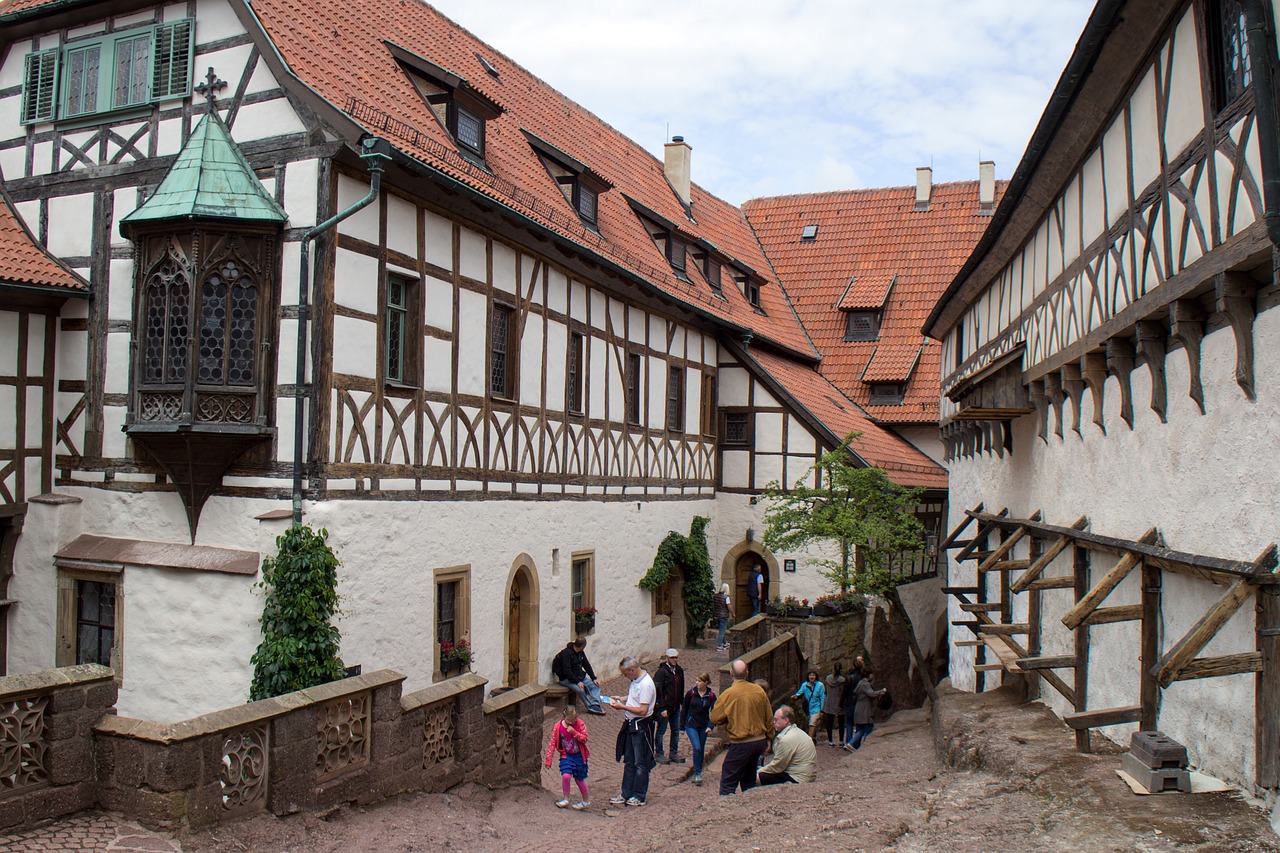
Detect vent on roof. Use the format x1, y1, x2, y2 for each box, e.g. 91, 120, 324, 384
476, 53, 500, 79
825, 395, 848, 413
800, 224, 818, 241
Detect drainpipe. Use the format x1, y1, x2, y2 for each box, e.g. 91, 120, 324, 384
292, 136, 393, 524
1244, 0, 1280, 247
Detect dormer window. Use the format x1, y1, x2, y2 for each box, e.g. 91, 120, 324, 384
868, 382, 906, 405
668, 238, 688, 277
695, 252, 723, 296
736, 272, 762, 309
524, 131, 612, 228
845, 310, 881, 341
388, 41, 503, 167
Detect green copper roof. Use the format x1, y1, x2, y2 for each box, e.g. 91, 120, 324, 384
121, 112, 287, 226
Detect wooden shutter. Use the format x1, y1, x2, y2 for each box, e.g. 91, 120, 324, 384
22, 49, 59, 124
152, 19, 193, 100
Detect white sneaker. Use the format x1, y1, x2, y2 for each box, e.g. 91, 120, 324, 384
571, 800, 590, 810
608, 795, 627, 805
626, 797, 646, 807
555, 799, 569, 808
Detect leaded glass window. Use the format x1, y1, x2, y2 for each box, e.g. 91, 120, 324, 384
567, 331, 584, 413
113, 32, 151, 109
1215, 0, 1252, 107
197, 260, 256, 387
76, 580, 115, 667
490, 303, 514, 397
667, 365, 684, 432
64, 44, 101, 118
437, 581, 458, 645
626, 352, 642, 424
142, 254, 191, 383
386, 275, 409, 383
723, 411, 750, 446
455, 105, 483, 155
577, 184, 598, 225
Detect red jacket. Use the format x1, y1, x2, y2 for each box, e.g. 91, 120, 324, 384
544, 718, 590, 765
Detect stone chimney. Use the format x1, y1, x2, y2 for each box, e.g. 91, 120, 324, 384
664, 136, 692, 206
979, 160, 996, 212
915, 166, 932, 211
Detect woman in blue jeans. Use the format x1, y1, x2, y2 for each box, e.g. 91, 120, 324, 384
681, 672, 717, 785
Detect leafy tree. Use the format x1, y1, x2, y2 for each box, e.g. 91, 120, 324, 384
638, 516, 715, 645
761, 436, 924, 594
761, 434, 937, 702
249, 524, 346, 701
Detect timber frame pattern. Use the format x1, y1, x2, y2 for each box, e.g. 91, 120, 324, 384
943, 504, 1280, 789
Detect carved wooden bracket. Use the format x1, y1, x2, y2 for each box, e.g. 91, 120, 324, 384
1216, 271, 1258, 400
1169, 299, 1206, 414
1060, 363, 1085, 436
981, 421, 996, 457
1081, 352, 1109, 434
1043, 372, 1065, 439
1105, 338, 1135, 429
1135, 320, 1168, 423
941, 424, 956, 461
1029, 379, 1048, 443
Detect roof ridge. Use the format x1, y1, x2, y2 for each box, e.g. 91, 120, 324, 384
741, 177, 1001, 207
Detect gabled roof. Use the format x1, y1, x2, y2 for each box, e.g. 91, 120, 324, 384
741, 345, 947, 490
120, 112, 287, 228
245, 0, 817, 359
743, 180, 1002, 424
0, 191, 88, 293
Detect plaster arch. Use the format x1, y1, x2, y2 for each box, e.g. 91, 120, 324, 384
721, 540, 780, 619
503, 553, 541, 688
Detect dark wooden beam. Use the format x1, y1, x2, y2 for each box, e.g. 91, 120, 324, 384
1135, 319, 1167, 423
1011, 516, 1089, 593
1063, 704, 1142, 730
1215, 271, 1257, 400
1016, 655, 1076, 670
1140, 561, 1162, 731
1083, 604, 1144, 625
979, 623, 1030, 636
1169, 299, 1205, 413
1062, 528, 1159, 630
1173, 652, 1263, 681
1061, 363, 1085, 435
1106, 337, 1135, 429
1257, 579, 1280, 788
1028, 576, 1075, 590
1073, 545, 1091, 751
1043, 371, 1065, 438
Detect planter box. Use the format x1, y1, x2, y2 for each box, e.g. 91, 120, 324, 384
575, 616, 596, 633
812, 603, 839, 617
765, 604, 782, 617
791, 606, 812, 618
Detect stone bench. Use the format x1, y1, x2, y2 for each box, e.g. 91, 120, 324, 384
544, 683, 577, 710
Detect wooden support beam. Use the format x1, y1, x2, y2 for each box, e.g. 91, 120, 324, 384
979, 623, 1030, 636
1169, 299, 1205, 414
1216, 271, 1257, 400
1030, 378, 1048, 443
1173, 652, 1263, 681
982, 558, 1032, 574
1140, 562, 1162, 731
1083, 604, 1144, 625
1043, 372, 1065, 439
954, 639, 983, 648
1061, 362, 1085, 435
1010, 517, 1089, 593
983, 636, 1024, 672
1256, 580, 1280, 788
974, 663, 1006, 673
1061, 528, 1159, 630
1106, 337, 1135, 429
942, 586, 980, 595
1027, 535, 1044, 701
977, 514, 1040, 575
1082, 351, 1108, 433
958, 602, 1003, 612
1154, 546, 1278, 688
1063, 705, 1142, 730
954, 508, 1008, 562
1028, 576, 1075, 590
1016, 655, 1076, 671
1135, 319, 1168, 423
940, 502, 982, 550
952, 619, 981, 634
1073, 546, 1091, 752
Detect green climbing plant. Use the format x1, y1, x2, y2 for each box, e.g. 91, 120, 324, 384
249, 524, 346, 701
638, 516, 715, 645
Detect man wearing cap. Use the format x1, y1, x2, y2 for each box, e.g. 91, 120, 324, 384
652, 648, 686, 764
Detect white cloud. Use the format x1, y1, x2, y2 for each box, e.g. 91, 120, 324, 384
426, 0, 1095, 202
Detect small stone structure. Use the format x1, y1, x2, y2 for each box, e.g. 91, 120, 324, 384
727, 609, 866, 681
0, 665, 544, 833
719, 630, 805, 705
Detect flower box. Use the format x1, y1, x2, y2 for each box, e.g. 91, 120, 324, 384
812, 602, 840, 617
790, 606, 812, 618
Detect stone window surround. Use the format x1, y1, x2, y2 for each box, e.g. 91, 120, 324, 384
569, 550, 594, 636
433, 564, 471, 681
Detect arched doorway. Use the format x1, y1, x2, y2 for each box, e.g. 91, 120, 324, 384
721, 540, 780, 624
505, 555, 540, 688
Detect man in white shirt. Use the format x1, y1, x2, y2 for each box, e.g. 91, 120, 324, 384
607, 656, 656, 807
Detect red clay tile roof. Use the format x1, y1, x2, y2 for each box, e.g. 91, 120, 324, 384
743, 180, 1003, 424
0, 0, 65, 15
745, 346, 947, 490
0, 194, 88, 291
837, 273, 896, 311
248, 0, 817, 360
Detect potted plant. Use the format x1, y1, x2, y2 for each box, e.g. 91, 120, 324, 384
574, 606, 597, 633
766, 595, 784, 617
788, 596, 812, 618
812, 593, 841, 617
439, 639, 472, 675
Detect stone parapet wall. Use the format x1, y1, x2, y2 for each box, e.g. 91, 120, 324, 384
0, 666, 545, 833
727, 609, 867, 678
720, 632, 805, 705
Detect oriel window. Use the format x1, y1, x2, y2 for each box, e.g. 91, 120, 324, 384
1212, 0, 1252, 109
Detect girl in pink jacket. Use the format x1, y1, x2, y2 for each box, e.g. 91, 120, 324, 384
544, 705, 590, 809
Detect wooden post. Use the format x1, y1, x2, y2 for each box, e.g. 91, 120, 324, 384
1258, 580, 1280, 789
1140, 561, 1161, 731
976, 520, 991, 693
1028, 535, 1044, 701
1073, 545, 1091, 752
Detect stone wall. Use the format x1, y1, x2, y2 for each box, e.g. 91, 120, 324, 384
0, 666, 545, 833
719, 631, 805, 706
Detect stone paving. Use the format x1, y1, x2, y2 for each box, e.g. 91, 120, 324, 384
0, 812, 182, 852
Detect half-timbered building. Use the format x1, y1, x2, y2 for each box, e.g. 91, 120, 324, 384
927, 0, 1280, 793
0, 0, 946, 721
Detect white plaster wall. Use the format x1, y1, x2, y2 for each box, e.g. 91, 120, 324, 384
893, 425, 944, 466
944, 308, 1280, 790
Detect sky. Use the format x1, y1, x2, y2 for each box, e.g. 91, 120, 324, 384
425, 0, 1097, 206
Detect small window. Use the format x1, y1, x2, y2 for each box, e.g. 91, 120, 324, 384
800, 224, 819, 240
700, 372, 717, 437
576, 183, 598, 225
667, 364, 685, 432
490, 303, 517, 398
722, 411, 751, 446
56, 568, 122, 679
567, 331, 585, 414
1211, 0, 1252, 109
740, 276, 762, 308
668, 239, 688, 278
570, 552, 595, 634
454, 104, 484, 156
385, 273, 418, 385
703, 256, 722, 294
844, 310, 880, 342
626, 352, 642, 425
868, 382, 907, 405
434, 565, 471, 680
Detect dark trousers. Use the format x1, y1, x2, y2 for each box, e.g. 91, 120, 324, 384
750, 597, 761, 616
719, 739, 768, 795
655, 709, 681, 757
847, 722, 874, 749
758, 771, 797, 785
621, 719, 656, 802
824, 713, 845, 743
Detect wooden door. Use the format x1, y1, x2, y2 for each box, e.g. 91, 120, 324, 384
734, 553, 768, 619
507, 578, 521, 687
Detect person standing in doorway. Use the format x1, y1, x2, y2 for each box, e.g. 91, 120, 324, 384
748, 563, 765, 616
653, 648, 685, 764
608, 657, 656, 807
712, 583, 733, 650
709, 659, 774, 795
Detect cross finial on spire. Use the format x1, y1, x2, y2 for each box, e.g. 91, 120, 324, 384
194, 67, 227, 107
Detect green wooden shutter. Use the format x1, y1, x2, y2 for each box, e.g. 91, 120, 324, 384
151, 19, 193, 100
22, 49, 59, 124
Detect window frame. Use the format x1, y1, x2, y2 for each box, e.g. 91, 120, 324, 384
384, 271, 421, 387
489, 302, 518, 400
666, 363, 685, 433
625, 351, 643, 425
700, 372, 717, 438
56, 566, 123, 682
567, 330, 585, 414
868, 381, 907, 406
23, 19, 193, 126
570, 551, 595, 635
450, 101, 486, 159
844, 310, 881, 342
721, 409, 753, 448
738, 274, 763, 309
1209, 0, 1253, 111
434, 565, 472, 681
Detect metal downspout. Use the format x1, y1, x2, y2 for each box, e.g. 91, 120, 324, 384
1244, 0, 1280, 247
291, 136, 393, 524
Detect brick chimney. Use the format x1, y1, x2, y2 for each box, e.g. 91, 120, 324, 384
979, 160, 996, 213
915, 166, 932, 211
664, 136, 692, 206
